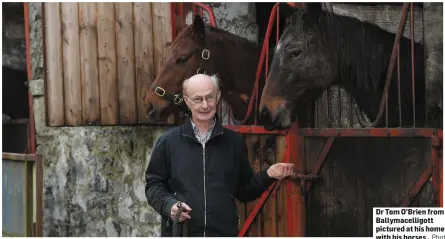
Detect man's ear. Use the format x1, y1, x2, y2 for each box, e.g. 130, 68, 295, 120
216, 90, 221, 102
183, 96, 192, 109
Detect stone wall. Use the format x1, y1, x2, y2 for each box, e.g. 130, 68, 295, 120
3, 2, 26, 70
27, 2, 258, 236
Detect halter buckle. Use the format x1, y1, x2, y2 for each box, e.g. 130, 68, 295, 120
202, 49, 210, 60
154, 87, 166, 97
173, 94, 184, 105
197, 68, 206, 74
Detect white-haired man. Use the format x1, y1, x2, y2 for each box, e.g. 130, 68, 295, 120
145, 74, 294, 237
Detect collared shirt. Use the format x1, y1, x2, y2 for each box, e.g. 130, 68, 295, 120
190, 116, 216, 145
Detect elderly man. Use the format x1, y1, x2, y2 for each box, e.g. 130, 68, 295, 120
145, 74, 294, 237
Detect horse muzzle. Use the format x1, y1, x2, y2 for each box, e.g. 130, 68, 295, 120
260, 106, 292, 131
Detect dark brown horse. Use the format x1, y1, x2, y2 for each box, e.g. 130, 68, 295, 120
144, 14, 267, 125
259, 3, 440, 130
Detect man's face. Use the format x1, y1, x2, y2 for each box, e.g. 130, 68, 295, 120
184, 80, 221, 122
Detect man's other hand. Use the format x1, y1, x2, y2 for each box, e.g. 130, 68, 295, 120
267, 163, 294, 180
171, 202, 192, 222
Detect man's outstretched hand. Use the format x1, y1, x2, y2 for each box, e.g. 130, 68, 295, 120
267, 163, 295, 180
171, 202, 192, 222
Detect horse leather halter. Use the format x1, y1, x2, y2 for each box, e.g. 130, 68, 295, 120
150, 48, 211, 109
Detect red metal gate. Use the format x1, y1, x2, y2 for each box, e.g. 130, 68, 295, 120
171, 2, 443, 237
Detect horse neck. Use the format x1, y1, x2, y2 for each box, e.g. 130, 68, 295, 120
206, 33, 263, 121
324, 14, 427, 127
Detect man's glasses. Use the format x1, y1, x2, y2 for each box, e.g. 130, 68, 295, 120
185, 93, 218, 104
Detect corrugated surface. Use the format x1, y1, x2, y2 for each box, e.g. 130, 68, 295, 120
2, 159, 27, 236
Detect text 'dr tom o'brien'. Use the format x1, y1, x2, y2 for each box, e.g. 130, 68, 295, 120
373, 207, 445, 239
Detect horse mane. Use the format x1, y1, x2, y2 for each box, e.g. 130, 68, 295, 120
309, 12, 424, 92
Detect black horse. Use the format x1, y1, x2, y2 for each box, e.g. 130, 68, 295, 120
259, 3, 441, 130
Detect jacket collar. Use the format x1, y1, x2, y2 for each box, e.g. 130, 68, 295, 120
183, 113, 224, 140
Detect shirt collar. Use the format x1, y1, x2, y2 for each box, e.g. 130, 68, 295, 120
190, 116, 216, 132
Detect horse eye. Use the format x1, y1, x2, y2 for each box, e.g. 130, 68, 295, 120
291, 50, 302, 58
176, 56, 188, 64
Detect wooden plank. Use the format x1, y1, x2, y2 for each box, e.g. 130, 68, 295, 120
236, 200, 245, 233
151, 2, 175, 124
245, 135, 261, 237
275, 136, 287, 236
79, 2, 100, 125
61, 2, 82, 125
134, 2, 155, 124
115, 2, 137, 124
237, 137, 247, 233
2, 153, 37, 162
43, 3, 65, 126
151, 2, 172, 76
97, 3, 119, 125
262, 136, 277, 236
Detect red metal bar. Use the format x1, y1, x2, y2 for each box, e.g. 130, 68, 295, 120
237, 181, 278, 237
224, 125, 287, 135
300, 128, 440, 137
171, 3, 177, 40
24, 3, 37, 154
287, 123, 303, 236
359, 3, 410, 127
193, 2, 217, 27
235, 3, 279, 124
285, 126, 295, 236
178, 2, 184, 20
401, 164, 432, 207
172, 3, 217, 40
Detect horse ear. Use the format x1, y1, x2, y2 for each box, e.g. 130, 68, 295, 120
278, 2, 298, 19
192, 14, 206, 41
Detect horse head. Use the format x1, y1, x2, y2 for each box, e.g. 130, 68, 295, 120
144, 14, 263, 124
144, 15, 217, 122
259, 3, 334, 130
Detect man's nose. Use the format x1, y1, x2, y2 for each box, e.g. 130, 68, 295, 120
201, 100, 208, 108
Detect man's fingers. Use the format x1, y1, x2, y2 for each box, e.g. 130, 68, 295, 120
179, 212, 191, 222
182, 203, 192, 211
171, 202, 193, 222
182, 211, 191, 219
286, 165, 293, 175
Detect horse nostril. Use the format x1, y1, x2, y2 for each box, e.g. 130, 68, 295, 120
260, 107, 270, 121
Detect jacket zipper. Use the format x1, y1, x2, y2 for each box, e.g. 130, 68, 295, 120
202, 143, 206, 237
183, 131, 223, 237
